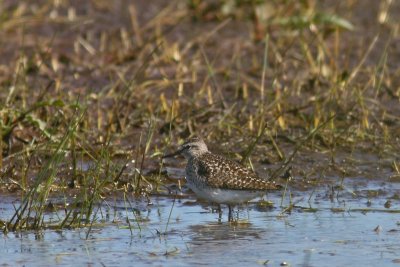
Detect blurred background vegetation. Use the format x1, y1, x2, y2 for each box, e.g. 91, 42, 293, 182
0, 0, 399, 216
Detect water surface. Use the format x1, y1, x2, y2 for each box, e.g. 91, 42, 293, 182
1, 179, 400, 266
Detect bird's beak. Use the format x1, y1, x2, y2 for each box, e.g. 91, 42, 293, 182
162, 147, 183, 159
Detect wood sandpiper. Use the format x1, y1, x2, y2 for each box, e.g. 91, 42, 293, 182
163, 136, 281, 221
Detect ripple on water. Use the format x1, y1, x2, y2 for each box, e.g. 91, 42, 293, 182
1, 180, 400, 266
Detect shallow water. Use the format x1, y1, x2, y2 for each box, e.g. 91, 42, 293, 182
1, 179, 400, 267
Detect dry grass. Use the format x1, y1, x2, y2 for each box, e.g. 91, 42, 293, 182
0, 0, 399, 231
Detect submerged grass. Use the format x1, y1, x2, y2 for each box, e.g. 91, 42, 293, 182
1, 0, 400, 231
5, 105, 85, 232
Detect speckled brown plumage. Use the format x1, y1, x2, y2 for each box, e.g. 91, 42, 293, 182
163, 136, 281, 212
187, 152, 280, 191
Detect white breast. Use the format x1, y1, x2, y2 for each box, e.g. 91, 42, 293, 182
187, 182, 264, 204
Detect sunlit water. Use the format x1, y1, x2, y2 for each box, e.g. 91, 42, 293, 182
1, 180, 400, 267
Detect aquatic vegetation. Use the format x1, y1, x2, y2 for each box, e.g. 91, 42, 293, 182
0, 0, 399, 232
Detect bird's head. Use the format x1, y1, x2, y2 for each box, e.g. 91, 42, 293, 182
163, 136, 208, 159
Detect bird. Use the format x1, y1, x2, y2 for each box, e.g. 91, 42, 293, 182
163, 136, 281, 221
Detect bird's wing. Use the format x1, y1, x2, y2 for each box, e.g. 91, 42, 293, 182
198, 153, 281, 191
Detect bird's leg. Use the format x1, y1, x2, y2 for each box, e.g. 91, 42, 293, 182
228, 205, 233, 222
218, 204, 222, 223
217, 204, 222, 214
212, 203, 222, 213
